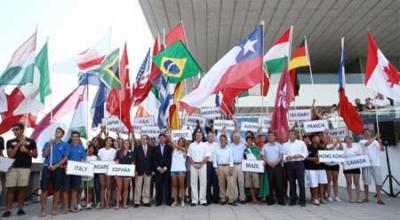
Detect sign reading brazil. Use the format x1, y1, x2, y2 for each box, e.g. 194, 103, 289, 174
241, 160, 264, 173
303, 120, 329, 133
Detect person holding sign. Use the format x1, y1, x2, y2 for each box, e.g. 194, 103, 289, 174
114, 139, 135, 209
282, 130, 308, 207
39, 127, 69, 217
81, 144, 98, 209
230, 132, 247, 204
213, 135, 235, 205
3, 123, 37, 218
170, 137, 188, 207
243, 136, 262, 204
359, 128, 385, 205
342, 136, 362, 203
63, 131, 86, 214
97, 137, 117, 209
154, 134, 173, 206
324, 135, 342, 202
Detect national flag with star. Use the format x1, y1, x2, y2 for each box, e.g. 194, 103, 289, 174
180, 25, 264, 114
264, 27, 292, 75
365, 31, 400, 101
95, 48, 120, 89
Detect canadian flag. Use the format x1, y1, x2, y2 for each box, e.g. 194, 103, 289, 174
365, 32, 400, 101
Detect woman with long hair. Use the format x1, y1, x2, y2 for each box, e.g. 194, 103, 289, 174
97, 137, 117, 208
342, 136, 362, 203
324, 135, 341, 202
114, 139, 134, 209
171, 137, 188, 207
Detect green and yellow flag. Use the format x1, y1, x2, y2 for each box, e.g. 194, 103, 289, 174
96, 48, 121, 89
152, 41, 202, 83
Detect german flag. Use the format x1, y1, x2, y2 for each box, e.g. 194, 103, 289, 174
288, 39, 311, 96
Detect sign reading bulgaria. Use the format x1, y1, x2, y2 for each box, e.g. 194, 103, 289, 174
303, 120, 329, 133
318, 150, 344, 163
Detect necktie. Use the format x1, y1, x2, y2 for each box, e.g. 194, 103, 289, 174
144, 145, 147, 157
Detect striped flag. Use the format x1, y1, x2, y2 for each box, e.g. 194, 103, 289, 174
288, 38, 311, 96
264, 27, 292, 75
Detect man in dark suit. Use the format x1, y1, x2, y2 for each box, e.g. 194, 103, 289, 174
133, 134, 155, 207
154, 133, 173, 206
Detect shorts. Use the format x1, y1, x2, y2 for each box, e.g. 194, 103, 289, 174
63, 175, 82, 191
343, 168, 360, 174
362, 166, 382, 186
325, 165, 340, 172
81, 178, 94, 188
171, 171, 186, 177
6, 168, 31, 188
40, 167, 64, 191
305, 170, 328, 188
245, 172, 259, 188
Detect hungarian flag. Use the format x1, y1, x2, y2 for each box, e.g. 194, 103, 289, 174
338, 38, 363, 134
0, 31, 36, 85
365, 32, 400, 101
288, 38, 310, 96
166, 22, 187, 46
95, 48, 120, 89
271, 68, 294, 142
264, 27, 292, 75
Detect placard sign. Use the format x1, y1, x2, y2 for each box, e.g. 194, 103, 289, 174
200, 107, 221, 119
240, 122, 259, 133
241, 160, 264, 173
171, 129, 193, 141
258, 116, 272, 129
214, 120, 235, 131
0, 157, 15, 172
132, 116, 155, 126
328, 127, 348, 138
107, 164, 135, 177
303, 120, 329, 133
318, 150, 345, 163
288, 109, 312, 121
91, 160, 115, 174
66, 160, 94, 177
140, 126, 160, 138
102, 117, 128, 133
343, 155, 371, 170
184, 115, 205, 127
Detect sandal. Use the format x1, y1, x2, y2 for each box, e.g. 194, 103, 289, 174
377, 200, 385, 205
362, 198, 369, 203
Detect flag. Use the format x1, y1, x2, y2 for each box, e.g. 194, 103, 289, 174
35, 42, 51, 104
135, 87, 160, 118
365, 32, 400, 101
168, 82, 183, 129
91, 82, 108, 128
166, 22, 187, 46
152, 41, 202, 83
239, 70, 269, 97
0, 32, 36, 85
264, 27, 292, 75
157, 74, 174, 128
0, 87, 7, 112
288, 38, 310, 96
271, 68, 294, 142
95, 48, 120, 89
180, 25, 264, 115
338, 38, 363, 134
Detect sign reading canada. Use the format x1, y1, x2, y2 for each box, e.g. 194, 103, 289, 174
303, 120, 329, 133
288, 109, 312, 121
343, 155, 371, 170
66, 160, 94, 177
241, 160, 264, 173
318, 150, 344, 163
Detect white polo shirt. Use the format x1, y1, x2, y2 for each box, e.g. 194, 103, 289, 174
187, 141, 210, 163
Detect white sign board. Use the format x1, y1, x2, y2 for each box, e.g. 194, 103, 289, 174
328, 128, 348, 138
241, 160, 264, 173
133, 116, 155, 126
66, 160, 94, 177
303, 120, 329, 133
240, 122, 259, 133
171, 129, 193, 141
258, 116, 272, 129
102, 117, 128, 133
318, 150, 345, 163
184, 115, 205, 127
288, 109, 312, 121
214, 120, 235, 131
106, 164, 135, 177
200, 107, 221, 119
140, 126, 160, 138
343, 155, 371, 170
91, 160, 115, 174
0, 157, 15, 172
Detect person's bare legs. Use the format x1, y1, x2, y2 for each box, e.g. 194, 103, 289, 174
115, 177, 122, 209
327, 171, 333, 198
105, 176, 112, 208
40, 190, 48, 217
353, 174, 361, 202
122, 178, 130, 208
332, 171, 339, 198
363, 184, 369, 202
171, 176, 178, 204
63, 191, 69, 213
318, 184, 325, 203
178, 175, 186, 205
70, 190, 78, 212
17, 188, 26, 210
376, 185, 384, 203
99, 175, 106, 208
345, 174, 353, 202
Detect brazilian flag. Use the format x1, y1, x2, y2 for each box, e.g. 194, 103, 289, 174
152, 41, 202, 83
95, 48, 121, 89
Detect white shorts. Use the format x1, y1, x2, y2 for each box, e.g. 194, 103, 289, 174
306, 170, 328, 188
362, 166, 383, 186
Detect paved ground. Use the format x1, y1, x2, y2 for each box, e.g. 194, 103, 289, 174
2, 189, 399, 220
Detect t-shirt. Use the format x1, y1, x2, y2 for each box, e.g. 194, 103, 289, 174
171, 149, 186, 172
261, 142, 283, 163
42, 140, 69, 166
244, 145, 261, 161
98, 147, 117, 161
374, 98, 391, 108
86, 155, 98, 162
116, 150, 134, 164
343, 143, 363, 158
66, 144, 86, 161
359, 139, 382, 166
304, 145, 321, 170
6, 138, 37, 168
187, 142, 210, 163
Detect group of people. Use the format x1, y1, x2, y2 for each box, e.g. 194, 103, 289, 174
0, 120, 386, 218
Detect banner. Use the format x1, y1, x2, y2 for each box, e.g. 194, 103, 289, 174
171, 129, 193, 141
258, 115, 272, 129
240, 122, 259, 133
106, 164, 135, 177
91, 160, 115, 174
303, 120, 329, 133
328, 127, 348, 138
102, 117, 128, 133
140, 126, 160, 138
0, 157, 15, 172
343, 155, 371, 170
200, 107, 221, 119
184, 115, 205, 127
241, 160, 264, 173
318, 150, 344, 163
66, 160, 94, 177
132, 116, 155, 126
288, 109, 312, 121
214, 120, 235, 131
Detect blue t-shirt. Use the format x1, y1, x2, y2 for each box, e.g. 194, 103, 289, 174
66, 144, 86, 161
42, 140, 69, 166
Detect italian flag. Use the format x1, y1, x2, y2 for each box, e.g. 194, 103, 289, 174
263, 27, 292, 75
365, 32, 400, 101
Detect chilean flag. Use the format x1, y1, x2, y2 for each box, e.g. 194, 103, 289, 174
180, 25, 264, 114
366, 32, 400, 101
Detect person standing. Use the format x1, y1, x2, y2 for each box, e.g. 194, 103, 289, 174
342, 136, 362, 203
283, 130, 308, 207
39, 128, 68, 217
359, 128, 385, 204
324, 135, 341, 202
2, 123, 37, 218
170, 138, 187, 207
154, 134, 173, 206
230, 132, 246, 204
262, 132, 285, 205
0, 135, 5, 208
205, 132, 219, 204
114, 139, 135, 209
243, 136, 262, 204
187, 131, 210, 206
97, 137, 117, 208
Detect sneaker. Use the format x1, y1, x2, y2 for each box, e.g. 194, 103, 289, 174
181, 201, 185, 207
171, 201, 177, 207
96, 203, 101, 209
17, 209, 26, 216
312, 199, 320, 206
327, 197, 333, 202
86, 203, 93, 209
77, 204, 82, 211
2, 211, 11, 217
334, 197, 341, 202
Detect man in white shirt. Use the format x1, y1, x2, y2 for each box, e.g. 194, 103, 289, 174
283, 130, 308, 207
213, 135, 235, 205
359, 128, 385, 204
374, 93, 391, 109
205, 132, 219, 204
230, 132, 247, 203
187, 131, 210, 206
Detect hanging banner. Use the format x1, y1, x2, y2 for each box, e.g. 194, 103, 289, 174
318, 150, 345, 163
240, 122, 259, 133
184, 115, 206, 127
106, 164, 135, 177
214, 120, 235, 131
303, 120, 329, 133
288, 109, 312, 121
66, 160, 94, 177
171, 129, 193, 141
343, 155, 371, 170
90, 160, 115, 174
200, 107, 221, 119
241, 160, 264, 173
140, 126, 160, 138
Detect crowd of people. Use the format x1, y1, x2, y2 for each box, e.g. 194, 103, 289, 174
0, 119, 387, 218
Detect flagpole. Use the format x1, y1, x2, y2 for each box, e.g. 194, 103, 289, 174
180, 20, 191, 124
374, 92, 381, 136
260, 21, 265, 119
288, 26, 300, 132
48, 36, 54, 165
305, 36, 316, 102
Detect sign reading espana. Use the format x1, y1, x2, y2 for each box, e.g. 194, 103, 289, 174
200, 107, 221, 119
241, 160, 264, 173
288, 109, 312, 121
106, 164, 135, 177
258, 115, 272, 129
303, 120, 329, 133
171, 129, 193, 141
66, 160, 94, 177
240, 122, 259, 133
132, 116, 155, 126
343, 155, 371, 170
184, 115, 205, 127
214, 120, 235, 131
318, 150, 344, 163
91, 161, 115, 174
140, 126, 160, 138
102, 117, 129, 133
